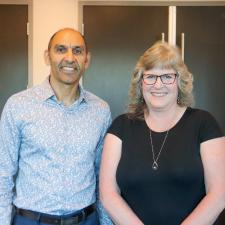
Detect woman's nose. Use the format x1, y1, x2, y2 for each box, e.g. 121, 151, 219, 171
153, 76, 164, 88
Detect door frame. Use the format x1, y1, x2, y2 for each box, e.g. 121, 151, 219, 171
0, 0, 33, 88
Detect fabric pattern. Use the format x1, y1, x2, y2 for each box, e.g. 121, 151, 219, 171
0, 78, 112, 225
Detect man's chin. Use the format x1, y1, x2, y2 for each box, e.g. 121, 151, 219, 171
61, 79, 79, 86
50, 71, 82, 86
61, 75, 82, 85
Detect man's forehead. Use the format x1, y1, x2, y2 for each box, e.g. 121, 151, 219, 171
51, 30, 85, 46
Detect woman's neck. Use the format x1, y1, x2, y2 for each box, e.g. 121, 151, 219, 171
145, 104, 187, 132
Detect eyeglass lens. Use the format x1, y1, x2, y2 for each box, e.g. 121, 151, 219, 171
143, 74, 177, 85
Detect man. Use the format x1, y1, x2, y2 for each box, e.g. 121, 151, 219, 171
0, 28, 111, 225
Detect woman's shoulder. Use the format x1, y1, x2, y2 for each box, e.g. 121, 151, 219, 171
108, 113, 145, 139
186, 107, 223, 139
186, 107, 217, 121
112, 113, 143, 125
110, 113, 144, 131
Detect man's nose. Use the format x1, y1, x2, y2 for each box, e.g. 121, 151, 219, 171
65, 49, 75, 62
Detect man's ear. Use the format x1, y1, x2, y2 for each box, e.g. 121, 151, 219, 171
44, 50, 50, 66
84, 52, 91, 70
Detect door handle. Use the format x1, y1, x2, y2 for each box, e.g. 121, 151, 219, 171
181, 33, 185, 61
161, 33, 165, 42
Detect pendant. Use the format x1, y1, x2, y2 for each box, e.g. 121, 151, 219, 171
152, 162, 158, 170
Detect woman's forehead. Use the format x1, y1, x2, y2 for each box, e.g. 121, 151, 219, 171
144, 67, 176, 74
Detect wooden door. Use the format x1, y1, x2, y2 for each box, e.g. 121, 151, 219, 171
177, 6, 225, 134
83, 6, 168, 118
0, 4, 28, 114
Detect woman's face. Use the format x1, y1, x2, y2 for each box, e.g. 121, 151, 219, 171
142, 67, 178, 111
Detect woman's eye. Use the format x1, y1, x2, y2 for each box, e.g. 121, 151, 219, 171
147, 75, 156, 79
164, 74, 173, 79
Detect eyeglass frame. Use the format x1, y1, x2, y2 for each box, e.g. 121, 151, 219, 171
142, 73, 178, 85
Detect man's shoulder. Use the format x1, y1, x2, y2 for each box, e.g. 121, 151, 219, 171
5, 84, 44, 110
83, 89, 110, 111
8, 85, 38, 102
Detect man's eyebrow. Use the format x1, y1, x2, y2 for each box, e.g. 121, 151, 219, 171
54, 44, 85, 49
54, 44, 67, 48
71, 45, 85, 49
53, 44, 68, 51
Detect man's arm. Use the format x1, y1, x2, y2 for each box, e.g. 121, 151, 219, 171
0, 99, 20, 225
94, 110, 114, 225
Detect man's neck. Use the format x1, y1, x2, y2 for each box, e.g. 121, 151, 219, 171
49, 77, 80, 106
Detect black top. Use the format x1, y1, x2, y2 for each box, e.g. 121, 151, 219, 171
108, 107, 223, 225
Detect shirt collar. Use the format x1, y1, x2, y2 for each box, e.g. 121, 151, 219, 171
36, 76, 87, 105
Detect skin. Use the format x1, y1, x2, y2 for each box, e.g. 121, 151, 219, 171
142, 67, 184, 132
142, 67, 178, 113
44, 28, 90, 106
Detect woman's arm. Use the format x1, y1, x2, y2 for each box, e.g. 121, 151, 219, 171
181, 137, 225, 225
99, 133, 144, 225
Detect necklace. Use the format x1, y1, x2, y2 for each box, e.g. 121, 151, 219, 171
149, 129, 169, 170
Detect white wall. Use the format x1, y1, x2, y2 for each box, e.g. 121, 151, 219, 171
32, 0, 78, 85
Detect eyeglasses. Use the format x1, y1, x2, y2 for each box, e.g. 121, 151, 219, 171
142, 73, 177, 85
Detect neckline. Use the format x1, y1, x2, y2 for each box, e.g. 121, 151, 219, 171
144, 107, 190, 134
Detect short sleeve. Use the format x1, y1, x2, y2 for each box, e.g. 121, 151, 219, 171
107, 114, 127, 141
199, 110, 224, 143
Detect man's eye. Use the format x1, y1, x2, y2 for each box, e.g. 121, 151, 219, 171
72, 47, 83, 55
56, 46, 67, 53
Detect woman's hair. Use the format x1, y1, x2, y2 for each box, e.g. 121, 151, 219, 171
127, 41, 194, 120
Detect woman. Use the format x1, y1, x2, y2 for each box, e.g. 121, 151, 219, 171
99, 41, 225, 225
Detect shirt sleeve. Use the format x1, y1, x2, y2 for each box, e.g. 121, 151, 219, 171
107, 114, 126, 141
94, 108, 114, 225
199, 110, 224, 143
94, 108, 112, 184
0, 99, 20, 225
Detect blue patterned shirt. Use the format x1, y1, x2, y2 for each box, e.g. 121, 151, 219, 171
0, 78, 112, 225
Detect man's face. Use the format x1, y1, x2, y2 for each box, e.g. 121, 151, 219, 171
45, 29, 90, 86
